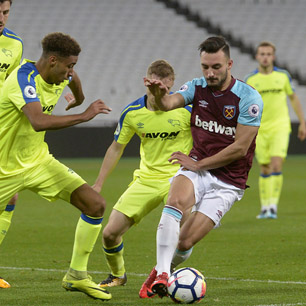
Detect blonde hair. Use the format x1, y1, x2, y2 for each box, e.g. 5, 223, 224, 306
147, 60, 175, 80
256, 41, 276, 54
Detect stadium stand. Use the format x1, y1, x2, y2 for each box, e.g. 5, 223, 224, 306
5, 0, 306, 155
8, 0, 305, 127
175, 0, 306, 82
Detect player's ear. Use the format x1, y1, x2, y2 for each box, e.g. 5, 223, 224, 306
227, 59, 233, 70
49, 55, 57, 67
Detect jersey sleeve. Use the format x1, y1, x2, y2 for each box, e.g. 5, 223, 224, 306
284, 71, 295, 95
114, 111, 135, 145
175, 80, 195, 105
6, 68, 39, 111
238, 90, 263, 127
176, 77, 207, 106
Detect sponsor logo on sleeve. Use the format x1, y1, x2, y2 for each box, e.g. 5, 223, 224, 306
24, 85, 37, 99
115, 123, 121, 135
179, 84, 188, 92
248, 104, 260, 117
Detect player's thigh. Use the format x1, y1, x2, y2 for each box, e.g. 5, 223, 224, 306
178, 211, 215, 251
70, 183, 105, 216
0, 175, 23, 210
25, 158, 85, 203
255, 132, 270, 165
193, 187, 242, 227
256, 130, 290, 164
269, 130, 290, 159
114, 177, 170, 224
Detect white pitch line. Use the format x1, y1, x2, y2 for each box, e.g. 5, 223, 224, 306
1, 266, 306, 286
208, 276, 306, 285
255, 303, 306, 306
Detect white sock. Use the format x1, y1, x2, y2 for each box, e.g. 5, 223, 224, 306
156, 205, 182, 276
269, 204, 277, 213
171, 248, 193, 272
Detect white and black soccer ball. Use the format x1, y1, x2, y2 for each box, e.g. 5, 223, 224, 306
167, 267, 207, 304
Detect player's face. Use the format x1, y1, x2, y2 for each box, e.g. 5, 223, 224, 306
200, 50, 233, 91
50, 55, 78, 85
256, 46, 275, 69
0, 1, 11, 34
146, 73, 174, 97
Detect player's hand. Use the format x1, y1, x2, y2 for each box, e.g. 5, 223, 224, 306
297, 122, 306, 141
83, 99, 112, 122
143, 77, 169, 98
169, 151, 199, 172
65, 93, 78, 111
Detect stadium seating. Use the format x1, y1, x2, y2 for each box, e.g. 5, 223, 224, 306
7, 0, 306, 126
176, 0, 306, 79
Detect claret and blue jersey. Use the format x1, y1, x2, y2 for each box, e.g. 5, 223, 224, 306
176, 76, 263, 189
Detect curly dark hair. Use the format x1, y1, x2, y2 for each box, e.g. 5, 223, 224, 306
41, 32, 81, 58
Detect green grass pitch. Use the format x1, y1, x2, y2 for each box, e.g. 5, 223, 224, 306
1, 156, 305, 305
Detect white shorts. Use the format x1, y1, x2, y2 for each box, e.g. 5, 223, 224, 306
172, 168, 244, 227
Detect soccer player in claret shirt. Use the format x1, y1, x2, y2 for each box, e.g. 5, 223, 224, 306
92, 60, 192, 298
0, 0, 23, 289
245, 41, 306, 219
0, 32, 113, 301
140, 36, 263, 298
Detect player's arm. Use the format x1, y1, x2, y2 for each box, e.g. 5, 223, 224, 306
144, 77, 185, 111
65, 71, 85, 110
169, 123, 259, 171
288, 92, 306, 141
92, 140, 127, 193
22, 99, 111, 131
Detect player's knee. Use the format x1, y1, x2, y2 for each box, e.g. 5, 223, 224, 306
77, 193, 106, 217
167, 195, 186, 212
102, 226, 118, 246
88, 195, 106, 217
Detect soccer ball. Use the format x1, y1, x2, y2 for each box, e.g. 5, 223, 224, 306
167, 267, 206, 304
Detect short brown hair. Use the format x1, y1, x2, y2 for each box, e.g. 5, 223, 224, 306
198, 36, 230, 58
0, 0, 12, 4
147, 59, 175, 80
41, 32, 81, 58
256, 41, 276, 54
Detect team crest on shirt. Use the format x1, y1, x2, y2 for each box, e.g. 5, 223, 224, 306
168, 119, 180, 126
2, 48, 12, 57
223, 105, 236, 120
24, 85, 37, 99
